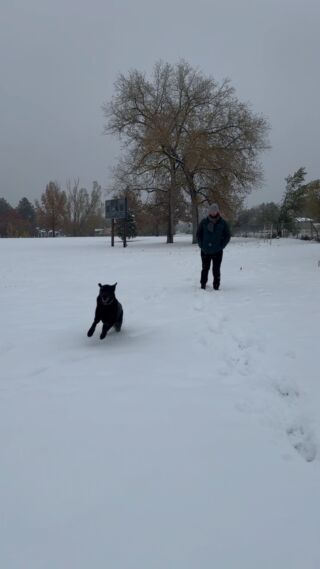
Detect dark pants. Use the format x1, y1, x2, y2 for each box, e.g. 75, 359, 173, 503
200, 250, 223, 288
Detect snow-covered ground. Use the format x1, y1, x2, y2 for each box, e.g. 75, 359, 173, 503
1, 235, 320, 569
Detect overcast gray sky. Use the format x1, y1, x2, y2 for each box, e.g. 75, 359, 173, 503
1, 0, 319, 207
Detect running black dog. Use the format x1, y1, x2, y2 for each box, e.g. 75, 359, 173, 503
87, 283, 123, 340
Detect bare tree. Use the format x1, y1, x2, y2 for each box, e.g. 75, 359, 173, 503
86, 181, 104, 234
64, 180, 104, 236
65, 178, 88, 235
36, 182, 67, 236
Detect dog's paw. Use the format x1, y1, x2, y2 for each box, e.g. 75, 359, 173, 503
87, 328, 94, 337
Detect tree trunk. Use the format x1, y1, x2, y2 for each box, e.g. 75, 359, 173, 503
166, 162, 176, 243
166, 184, 174, 243
184, 170, 199, 243
191, 198, 199, 244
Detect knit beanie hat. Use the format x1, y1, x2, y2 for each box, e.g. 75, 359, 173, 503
208, 203, 220, 216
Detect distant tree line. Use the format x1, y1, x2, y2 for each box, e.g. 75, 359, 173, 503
233, 168, 320, 238
2, 167, 320, 240
0, 196, 37, 237
2, 165, 320, 240
0, 180, 105, 237
0, 183, 184, 239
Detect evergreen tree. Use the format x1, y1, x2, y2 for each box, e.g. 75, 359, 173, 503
16, 197, 36, 224
0, 198, 13, 236
301, 180, 320, 222
116, 211, 137, 242
0, 197, 12, 215
279, 167, 307, 233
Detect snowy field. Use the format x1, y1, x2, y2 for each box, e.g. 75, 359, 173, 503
1, 234, 320, 569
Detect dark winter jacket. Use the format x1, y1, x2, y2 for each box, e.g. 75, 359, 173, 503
196, 215, 231, 254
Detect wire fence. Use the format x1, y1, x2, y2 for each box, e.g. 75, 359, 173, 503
233, 220, 320, 242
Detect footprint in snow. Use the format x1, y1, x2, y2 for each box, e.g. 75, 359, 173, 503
287, 423, 317, 463
275, 378, 300, 401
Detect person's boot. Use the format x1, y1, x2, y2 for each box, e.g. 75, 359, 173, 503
213, 281, 220, 290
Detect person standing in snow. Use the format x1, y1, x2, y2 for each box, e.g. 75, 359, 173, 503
196, 203, 231, 290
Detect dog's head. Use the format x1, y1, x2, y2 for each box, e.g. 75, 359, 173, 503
98, 283, 117, 305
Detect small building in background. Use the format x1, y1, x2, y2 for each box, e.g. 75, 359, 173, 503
295, 218, 320, 240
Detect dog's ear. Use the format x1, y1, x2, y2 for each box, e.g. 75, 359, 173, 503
98, 283, 102, 288
112, 282, 117, 289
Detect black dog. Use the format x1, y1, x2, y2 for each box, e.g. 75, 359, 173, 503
87, 283, 123, 340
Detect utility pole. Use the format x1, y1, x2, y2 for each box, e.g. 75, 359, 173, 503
123, 197, 128, 247
111, 218, 115, 247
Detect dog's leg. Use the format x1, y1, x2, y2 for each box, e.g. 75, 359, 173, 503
87, 318, 100, 337
88, 303, 102, 337
100, 323, 108, 339
114, 308, 123, 332
100, 321, 114, 340
87, 322, 96, 337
